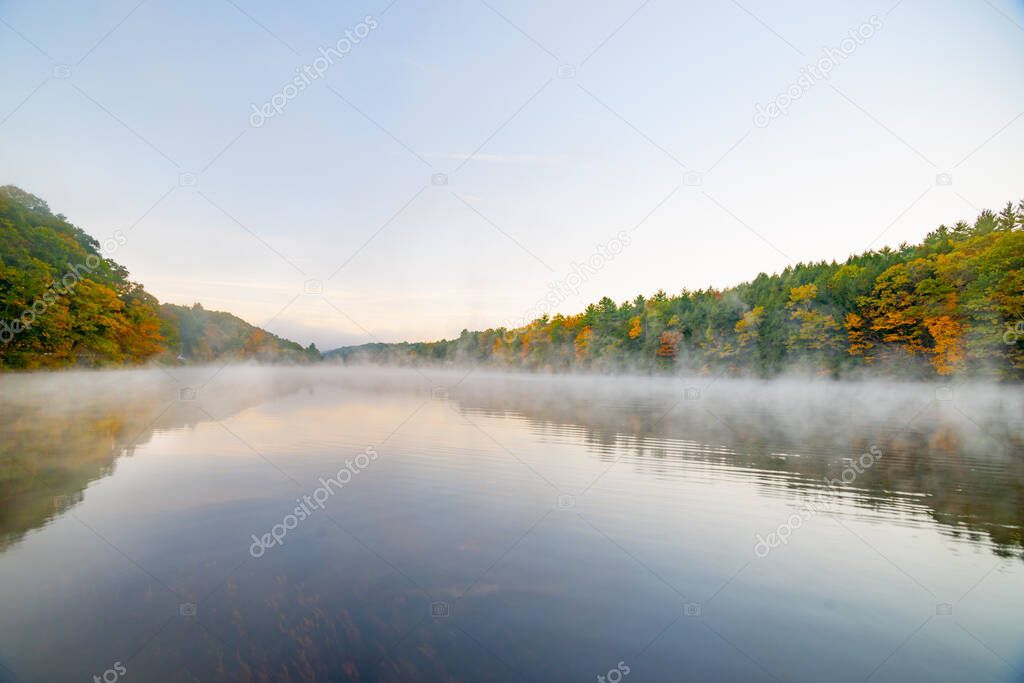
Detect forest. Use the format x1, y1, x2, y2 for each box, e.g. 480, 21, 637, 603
0, 185, 316, 369
4, 184, 1023, 378
330, 200, 1024, 380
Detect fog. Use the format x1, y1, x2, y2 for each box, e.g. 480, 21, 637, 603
3, 364, 1021, 449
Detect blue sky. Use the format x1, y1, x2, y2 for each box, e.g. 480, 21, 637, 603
1, 0, 1023, 348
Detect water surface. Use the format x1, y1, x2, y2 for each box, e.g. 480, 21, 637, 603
1, 367, 1022, 682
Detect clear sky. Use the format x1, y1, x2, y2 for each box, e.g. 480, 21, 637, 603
2, 0, 1023, 348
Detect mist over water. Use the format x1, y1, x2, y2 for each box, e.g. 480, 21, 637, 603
1, 366, 1022, 681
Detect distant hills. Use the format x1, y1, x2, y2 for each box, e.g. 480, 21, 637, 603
0, 185, 317, 369
158, 302, 318, 364
328, 199, 1024, 380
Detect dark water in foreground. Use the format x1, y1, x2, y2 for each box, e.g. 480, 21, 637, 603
1, 367, 1022, 682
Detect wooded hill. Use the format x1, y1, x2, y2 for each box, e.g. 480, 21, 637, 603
0, 185, 317, 369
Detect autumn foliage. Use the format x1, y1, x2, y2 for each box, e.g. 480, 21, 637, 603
333, 200, 1024, 380
0, 187, 316, 369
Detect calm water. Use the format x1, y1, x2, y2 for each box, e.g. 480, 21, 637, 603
1, 367, 1022, 682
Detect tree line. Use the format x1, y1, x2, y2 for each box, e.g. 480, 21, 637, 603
331, 201, 1024, 380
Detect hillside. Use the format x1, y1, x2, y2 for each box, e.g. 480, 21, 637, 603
328, 201, 1024, 380
0, 185, 316, 369
159, 302, 318, 363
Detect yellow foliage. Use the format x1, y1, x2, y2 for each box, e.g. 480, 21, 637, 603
734, 306, 764, 349
844, 313, 873, 359
788, 283, 818, 304
628, 316, 642, 339
574, 325, 592, 359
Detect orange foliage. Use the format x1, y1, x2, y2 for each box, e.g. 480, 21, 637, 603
656, 331, 682, 358
627, 316, 642, 340
925, 315, 966, 375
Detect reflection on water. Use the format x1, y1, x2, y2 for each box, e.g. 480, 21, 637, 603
0, 369, 309, 553
0, 367, 1022, 682
451, 377, 1024, 559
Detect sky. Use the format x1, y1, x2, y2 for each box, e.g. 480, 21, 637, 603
1, 0, 1023, 349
